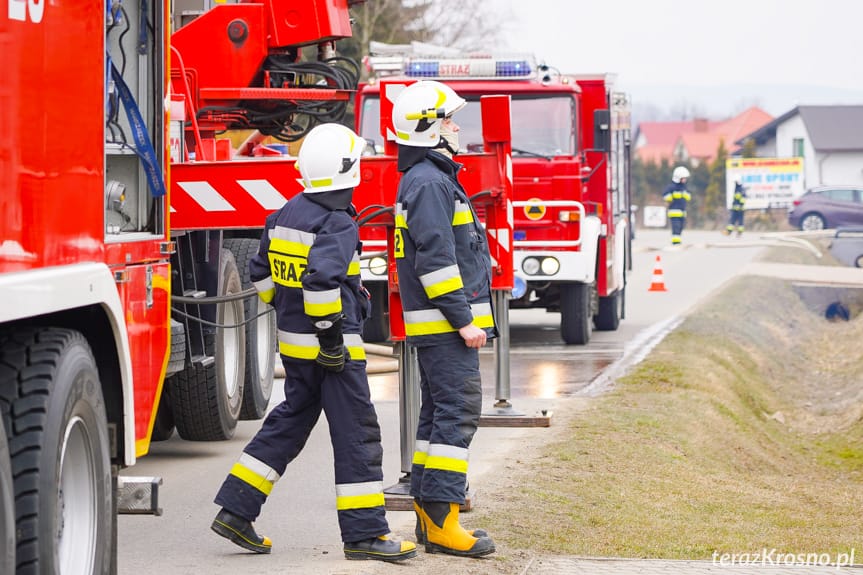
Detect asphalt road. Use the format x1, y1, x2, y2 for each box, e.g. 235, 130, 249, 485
117, 228, 768, 574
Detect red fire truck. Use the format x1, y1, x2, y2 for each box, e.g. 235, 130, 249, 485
1, 2, 514, 572
357, 46, 633, 345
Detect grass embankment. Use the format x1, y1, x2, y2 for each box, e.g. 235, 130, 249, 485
474, 246, 863, 562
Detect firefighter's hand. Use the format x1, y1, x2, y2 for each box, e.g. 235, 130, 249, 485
316, 345, 346, 373
458, 323, 487, 349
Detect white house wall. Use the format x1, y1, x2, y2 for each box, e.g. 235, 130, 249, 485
775, 115, 818, 187
815, 151, 863, 186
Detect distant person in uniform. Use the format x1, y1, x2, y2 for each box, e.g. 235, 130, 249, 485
724, 178, 747, 236
663, 166, 692, 246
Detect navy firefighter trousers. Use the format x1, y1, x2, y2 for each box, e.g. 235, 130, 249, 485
214, 357, 388, 543
410, 341, 483, 504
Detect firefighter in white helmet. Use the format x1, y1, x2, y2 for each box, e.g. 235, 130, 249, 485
664, 166, 692, 245
211, 123, 416, 563
392, 80, 496, 558
724, 177, 747, 236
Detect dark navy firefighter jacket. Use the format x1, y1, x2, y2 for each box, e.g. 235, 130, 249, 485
249, 192, 370, 362
663, 181, 691, 218
394, 151, 497, 347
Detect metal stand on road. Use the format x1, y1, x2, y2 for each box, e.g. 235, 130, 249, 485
384, 342, 475, 511
480, 290, 552, 428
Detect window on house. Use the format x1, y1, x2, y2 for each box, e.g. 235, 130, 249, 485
793, 138, 805, 158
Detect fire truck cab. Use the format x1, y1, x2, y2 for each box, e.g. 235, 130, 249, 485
357, 46, 633, 344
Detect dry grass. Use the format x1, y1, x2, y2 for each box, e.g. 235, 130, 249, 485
469, 247, 863, 566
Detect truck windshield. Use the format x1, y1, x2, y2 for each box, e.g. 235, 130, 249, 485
359, 95, 576, 156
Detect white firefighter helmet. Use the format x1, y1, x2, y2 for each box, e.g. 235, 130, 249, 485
672, 166, 691, 183
296, 123, 365, 193
392, 80, 467, 148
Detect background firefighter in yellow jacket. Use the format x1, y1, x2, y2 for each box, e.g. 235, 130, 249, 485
391, 80, 497, 558
663, 166, 692, 245
724, 178, 747, 236
210, 124, 416, 563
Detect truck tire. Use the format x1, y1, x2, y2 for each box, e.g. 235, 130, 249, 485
0, 327, 113, 575
170, 249, 246, 440
224, 238, 276, 420
362, 282, 390, 343
560, 282, 592, 345
594, 288, 622, 331
0, 418, 14, 575
150, 388, 175, 442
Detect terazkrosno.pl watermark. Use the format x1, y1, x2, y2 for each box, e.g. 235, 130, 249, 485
712, 549, 856, 568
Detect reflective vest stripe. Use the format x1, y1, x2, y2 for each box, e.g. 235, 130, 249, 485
425, 443, 469, 475
335, 481, 385, 511
420, 264, 464, 299
403, 303, 494, 336
270, 237, 311, 257
412, 439, 429, 467
254, 277, 275, 303
277, 331, 365, 360
303, 288, 342, 317
452, 201, 474, 226
229, 453, 281, 496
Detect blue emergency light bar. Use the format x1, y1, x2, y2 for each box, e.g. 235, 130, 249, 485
404, 58, 534, 79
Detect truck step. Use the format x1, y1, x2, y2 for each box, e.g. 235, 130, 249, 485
117, 476, 163, 516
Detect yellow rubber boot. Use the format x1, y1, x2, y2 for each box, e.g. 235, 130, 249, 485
415, 499, 488, 545
421, 501, 495, 557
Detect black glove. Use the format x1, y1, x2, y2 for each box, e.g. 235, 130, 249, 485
314, 313, 345, 372
316, 345, 346, 373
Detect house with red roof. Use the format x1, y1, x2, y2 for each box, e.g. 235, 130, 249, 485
635, 107, 773, 166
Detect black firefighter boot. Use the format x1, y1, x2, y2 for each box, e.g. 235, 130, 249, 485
344, 534, 417, 562
421, 501, 495, 557
211, 508, 272, 554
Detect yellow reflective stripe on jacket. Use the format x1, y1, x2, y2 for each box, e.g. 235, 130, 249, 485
348, 252, 361, 276
403, 303, 493, 336
269, 237, 311, 257
667, 209, 686, 218
254, 277, 275, 303
270, 225, 316, 245
277, 331, 366, 360
303, 288, 342, 317
420, 264, 464, 299
335, 481, 386, 511
412, 439, 429, 467
395, 203, 408, 229
452, 201, 474, 226
425, 443, 469, 475
229, 453, 281, 496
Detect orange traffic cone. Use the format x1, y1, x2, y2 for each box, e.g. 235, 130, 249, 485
648, 255, 667, 292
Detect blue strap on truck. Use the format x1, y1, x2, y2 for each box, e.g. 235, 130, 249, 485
109, 60, 166, 198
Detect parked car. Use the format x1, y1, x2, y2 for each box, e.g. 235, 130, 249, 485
788, 186, 863, 231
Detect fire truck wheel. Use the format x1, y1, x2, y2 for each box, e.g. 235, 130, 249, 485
224, 238, 276, 420
0, 327, 113, 575
170, 249, 246, 440
362, 283, 390, 343
560, 282, 593, 345
150, 387, 175, 442
0, 417, 14, 574
594, 289, 622, 331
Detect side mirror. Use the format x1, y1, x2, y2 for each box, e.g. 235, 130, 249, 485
593, 109, 611, 153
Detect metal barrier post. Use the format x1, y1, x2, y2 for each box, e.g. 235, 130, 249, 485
397, 341, 420, 476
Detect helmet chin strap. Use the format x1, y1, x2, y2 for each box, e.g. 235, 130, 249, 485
434, 136, 458, 158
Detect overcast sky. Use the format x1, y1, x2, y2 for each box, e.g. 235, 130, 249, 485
486, 0, 863, 116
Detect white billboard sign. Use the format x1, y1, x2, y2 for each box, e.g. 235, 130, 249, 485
725, 157, 805, 210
